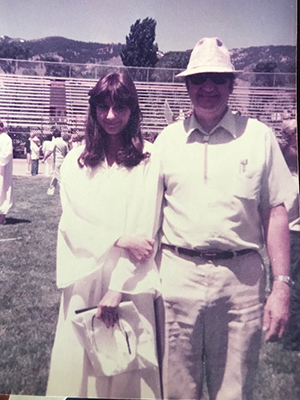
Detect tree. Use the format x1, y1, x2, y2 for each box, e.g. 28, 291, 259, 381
253, 61, 278, 87
40, 55, 70, 77
121, 18, 158, 68
0, 37, 30, 59
0, 37, 30, 73
155, 50, 191, 70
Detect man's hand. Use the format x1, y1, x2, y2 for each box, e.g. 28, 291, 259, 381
263, 282, 290, 342
96, 290, 123, 328
115, 235, 154, 263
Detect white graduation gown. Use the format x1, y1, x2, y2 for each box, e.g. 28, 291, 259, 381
0, 132, 13, 215
46, 142, 162, 399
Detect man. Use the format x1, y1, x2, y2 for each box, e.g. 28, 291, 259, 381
155, 37, 295, 400
44, 128, 69, 195
0, 119, 13, 224
278, 120, 300, 351
30, 132, 41, 176
24, 133, 32, 174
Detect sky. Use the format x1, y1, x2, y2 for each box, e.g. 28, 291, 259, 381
0, 0, 297, 52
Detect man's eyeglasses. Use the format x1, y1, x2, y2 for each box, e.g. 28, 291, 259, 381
189, 73, 231, 85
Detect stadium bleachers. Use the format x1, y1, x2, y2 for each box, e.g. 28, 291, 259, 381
0, 74, 296, 139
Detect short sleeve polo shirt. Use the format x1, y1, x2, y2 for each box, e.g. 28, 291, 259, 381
155, 109, 295, 251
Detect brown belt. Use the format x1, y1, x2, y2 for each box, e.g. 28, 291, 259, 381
162, 244, 255, 260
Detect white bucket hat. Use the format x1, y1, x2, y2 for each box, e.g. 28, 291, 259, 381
176, 37, 235, 77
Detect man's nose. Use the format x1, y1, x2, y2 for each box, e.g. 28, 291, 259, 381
201, 79, 216, 90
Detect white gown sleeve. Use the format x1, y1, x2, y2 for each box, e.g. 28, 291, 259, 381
56, 148, 124, 288
109, 143, 164, 295
0, 133, 13, 215
0, 134, 13, 166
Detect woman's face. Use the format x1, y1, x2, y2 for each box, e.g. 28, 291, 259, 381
96, 98, 131, 136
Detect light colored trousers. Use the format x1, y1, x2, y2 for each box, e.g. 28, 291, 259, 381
157, 248, 265, 400
44, 157, 53, 177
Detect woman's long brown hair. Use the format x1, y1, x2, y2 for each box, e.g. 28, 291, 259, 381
78, 72, 148, 168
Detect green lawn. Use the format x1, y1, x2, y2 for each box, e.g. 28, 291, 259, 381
0, 176, 61, 396
0, 176, 299, 399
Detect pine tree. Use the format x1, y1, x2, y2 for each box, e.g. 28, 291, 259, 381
0, 37, 30, 73
121, 18, 158, 67
253, 61, 278, 86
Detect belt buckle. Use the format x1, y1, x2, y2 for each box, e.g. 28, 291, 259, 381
174, 246, 180, 256
201, 251, 218, 259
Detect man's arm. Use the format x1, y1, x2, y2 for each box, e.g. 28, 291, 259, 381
43, 149, 53, 162
261, 203, 291, 342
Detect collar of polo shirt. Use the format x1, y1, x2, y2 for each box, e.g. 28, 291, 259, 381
186, 108, 238, 140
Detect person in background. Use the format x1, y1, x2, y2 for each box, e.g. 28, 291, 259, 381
62, 132, 71, 150
0, 119, 13, 224
280, 119, 298, 174
30, 132, 41, 176
24, 133, 32, 174
42, 134, 54, 177
154, 37, 295, 400
46, 72, 162, 398
69, 131, 81, 149
277, 119, 300, 351
44, 128, 69, 195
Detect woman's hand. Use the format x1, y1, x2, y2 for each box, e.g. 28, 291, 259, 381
115, 235, 155, 263
96, 290, 123, 328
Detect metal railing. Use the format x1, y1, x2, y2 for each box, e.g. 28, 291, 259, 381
0, 58, 296, 87
0, 59, 296, 155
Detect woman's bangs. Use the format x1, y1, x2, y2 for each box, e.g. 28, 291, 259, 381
110, 85, 136, 109
92, 87, 134, 110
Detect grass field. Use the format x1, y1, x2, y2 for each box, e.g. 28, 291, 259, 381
0, 176, 299, 399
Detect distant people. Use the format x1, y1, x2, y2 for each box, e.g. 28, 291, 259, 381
278, 119, 300, 351
233, 109, 242, 116
280, 119, 298, 173
42, 134, 54, 177
24, 134, 32, 174
185, 109, 193, 118
77, 134, 85, 146
30, 132, 41, 176
62, 132, 71, 149
154, 37, 294, 400
70, 132, 81, 149
175, 109, 185, 121
0, 119, 13, 224
44, 128, 68, 195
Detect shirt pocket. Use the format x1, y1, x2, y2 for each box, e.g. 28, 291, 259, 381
232, 170, 261, 200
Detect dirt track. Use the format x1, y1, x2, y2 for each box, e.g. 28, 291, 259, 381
13, 158, 47, 177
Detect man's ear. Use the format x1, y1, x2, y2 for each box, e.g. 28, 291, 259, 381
229, 77, 235, 93
185, 77, 190, 90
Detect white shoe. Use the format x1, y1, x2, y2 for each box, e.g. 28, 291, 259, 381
47, 187, 55, 196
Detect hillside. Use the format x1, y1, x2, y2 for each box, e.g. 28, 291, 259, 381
156, 45, 296, 73
0, 35, 296, 73
230, 45, 296, 72
0, 35, 123, 64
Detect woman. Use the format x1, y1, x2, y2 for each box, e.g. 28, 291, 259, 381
44, 129, 69, 195
47, 72, 162, 398
42, 134, 54, 177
